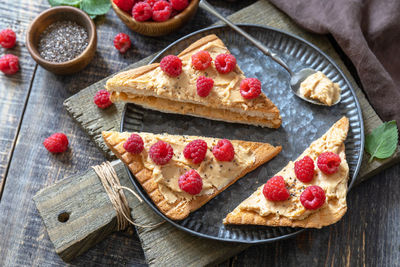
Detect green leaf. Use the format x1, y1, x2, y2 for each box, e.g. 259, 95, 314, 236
48, 0, 82, 7
365, 121, 398, 162
81, 0, 111, 15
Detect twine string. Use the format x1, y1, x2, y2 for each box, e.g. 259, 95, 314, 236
92, 161, 164, 230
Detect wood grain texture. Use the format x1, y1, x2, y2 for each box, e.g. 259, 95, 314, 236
34, 160, 250, 265
0, 0, 39, 196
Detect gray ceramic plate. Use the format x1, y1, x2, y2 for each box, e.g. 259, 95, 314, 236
121, 24, 364, 243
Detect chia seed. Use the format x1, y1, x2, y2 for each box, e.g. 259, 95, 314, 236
38, 20, 88, 63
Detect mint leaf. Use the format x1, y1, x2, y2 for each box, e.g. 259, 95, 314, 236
365, 121, 398, 162
48, 0, 82, 7
47, 0, 111, 18
81, 0, 111, 15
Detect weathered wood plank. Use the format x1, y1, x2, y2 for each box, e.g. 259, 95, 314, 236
33, 160, 250, 265
0, 0, 39, 196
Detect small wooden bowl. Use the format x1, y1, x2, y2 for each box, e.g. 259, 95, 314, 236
26, 6, 97, 75
111, 0, 199, 36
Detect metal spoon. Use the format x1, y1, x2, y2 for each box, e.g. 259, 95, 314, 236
199, 0, 340, 106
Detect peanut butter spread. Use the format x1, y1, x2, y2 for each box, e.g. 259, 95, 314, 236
237, 126, 349, 220
300, 71, 341, 106
135, 133, 256, 204
116, 41, 275, 115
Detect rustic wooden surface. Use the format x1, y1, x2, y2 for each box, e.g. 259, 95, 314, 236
1, 1, 400, 267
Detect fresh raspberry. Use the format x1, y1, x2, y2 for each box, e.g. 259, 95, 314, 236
0, 29, 16, 49
145, 0, 158, 7
191, 50, 212, 71
149, 140, 173, 165
94, 90, 113, 109
212, 139, 235, 161
0, 54, 19, 75
183, 139, 207, 164
132, 2, 152, 22
317, 152, 341, 174
123, 134, 144, 154
170, 0, 188, 11
196, 76, 214, 97
300, 185, 326, 210
178, 169, 203, 195
113, 0, 136, 13
152, 1, 172, 22
43, 133, 69, 154
294, 156, 315, 183
262, 176, 290, 201
113, 33, 131, 53
160, 55, 182, 77
170, 9, 179, 18
240, 78, 262, 99
214, 53, 236, 74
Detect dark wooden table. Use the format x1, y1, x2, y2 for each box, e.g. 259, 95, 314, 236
0, 0, 399, 266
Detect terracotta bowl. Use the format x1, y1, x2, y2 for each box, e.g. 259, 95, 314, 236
111, 0, 200, 37
26, 6, 97, 75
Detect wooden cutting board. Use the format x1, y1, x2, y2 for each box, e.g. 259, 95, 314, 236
34, 0, 400, 265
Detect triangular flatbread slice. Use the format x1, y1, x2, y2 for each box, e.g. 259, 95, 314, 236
106, 34, 281, 128
224, 117, 349, 228
102, 131, 282, 220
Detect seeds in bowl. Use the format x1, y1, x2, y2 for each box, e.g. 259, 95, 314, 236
38, 21, 88, 63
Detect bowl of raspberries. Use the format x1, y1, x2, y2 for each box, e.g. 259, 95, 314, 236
112, 0, 199, 36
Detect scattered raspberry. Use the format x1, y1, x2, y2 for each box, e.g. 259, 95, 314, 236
146, 0, 158, 7
191, 50, 212, 71
214, 53, 236, 74
94, 90, 113, 109
196, 76, 214, 97
240, 78, 262, 99
160, 55, 182, 77
317, 152, 341, 174
212, 139, 235, 161
113, 33, 131, 53
262, 176, 290, 201
183, 139, 207, 164
113, 0, 136, 13
300, 185, 326, 210
170, 0, 188, 11
149, 140, 173, 165
178, 169, 203, 195
132, 2, 152, 22
0, 54, 19, 75
123, 134, 144, 154
43, 133, 69, 154
0, 29, 16, 49
294, 156, 315, 183
152, 1, 172, 22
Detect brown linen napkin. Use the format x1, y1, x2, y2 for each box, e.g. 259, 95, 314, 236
269, 0, 400, 124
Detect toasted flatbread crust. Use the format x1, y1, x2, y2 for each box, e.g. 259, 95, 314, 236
109, 92, 281, 128
224, 117, 350, 228
106, 34, 281, 128
102, 131, 282, 220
